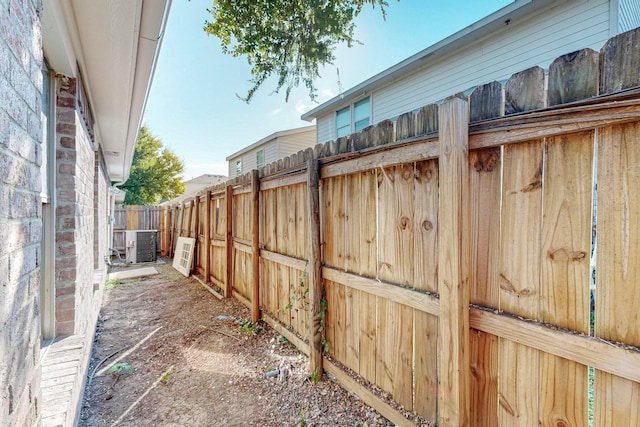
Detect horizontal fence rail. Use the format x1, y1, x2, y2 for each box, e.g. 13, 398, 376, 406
162, 28, 640, 426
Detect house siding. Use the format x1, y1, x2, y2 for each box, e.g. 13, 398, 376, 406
314, 0, 615, 143
619, 0, 640, 31
227, 127, 315, 178
276, 132, 316, 158
0, 0, 44, 425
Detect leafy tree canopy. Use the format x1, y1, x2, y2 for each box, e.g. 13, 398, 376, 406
204, 0, 389, 102
119, 126, 185, 205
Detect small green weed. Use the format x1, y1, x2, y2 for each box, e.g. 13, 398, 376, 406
310, 367, 322, 384
107, 362, 133, 377
105, 278, 124, 289
299, 408, 307, 427
237, 319, 263, 334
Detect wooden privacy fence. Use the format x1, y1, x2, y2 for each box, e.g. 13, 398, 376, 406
113, 205, 166, 255
164, 28, 640, 426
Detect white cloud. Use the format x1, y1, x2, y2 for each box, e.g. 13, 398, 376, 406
271, 108, 282, 115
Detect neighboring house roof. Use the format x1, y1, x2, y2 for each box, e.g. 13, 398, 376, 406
301, 0, 558, 121
225, 125, 316, 160
160, 174, 227, 205
41, 0, 172, 182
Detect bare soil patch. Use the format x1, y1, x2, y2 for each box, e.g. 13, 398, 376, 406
80, 260, 394, 426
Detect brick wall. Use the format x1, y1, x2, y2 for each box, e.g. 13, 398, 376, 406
0, 0, 44, 425
54, 76, 99, 337
94, 149, 109, 270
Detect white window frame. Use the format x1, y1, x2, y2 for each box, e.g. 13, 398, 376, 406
335, 96, 371, 138
235, 159, 242, 176
256, 149, 264, 168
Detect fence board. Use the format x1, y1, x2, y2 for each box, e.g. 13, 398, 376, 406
469, 148, 501, 309
470, 329, 498, 427
539, 131, 593, 426
358, 292, 377, 384
414, 310, 438, 422
498, 140, 543, 425
595, 121, 640, 426
378, 165, 414, 286
413, 160, 438, 293
323, 177, 345, 269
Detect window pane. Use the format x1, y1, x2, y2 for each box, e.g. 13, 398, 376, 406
236, 160, 242, 175
354, 97, 370, 123
354, 119, 369, 133
256, 150, 264, 168
336, 106, 351, 137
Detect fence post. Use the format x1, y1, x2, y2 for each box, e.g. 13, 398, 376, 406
251, 170, 261, 323
306, 155, 323, 375
204, 190, 211, 284
225, 185, 233, 298
438, 94, 471, 426
193, 197, 200, 275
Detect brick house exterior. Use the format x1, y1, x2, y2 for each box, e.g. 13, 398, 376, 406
0, 1, 171, 426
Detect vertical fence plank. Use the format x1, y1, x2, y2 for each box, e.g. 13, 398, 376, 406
469, 329, 498, 427
307, 157, 323, 375
415, 311, 438, 422
414, 160, 438, 292
469, 146, 501, 427
204, 191, 211, 284
539, 131, 593, 425
595, 121, 640, 426
225, 185, 233, 298
498, 140, 543, 426
548, 49, 599, 106
599, 27, 640, 95
378, 164, 414, 286
437, 94, 471, 426
251, 170, 260, 323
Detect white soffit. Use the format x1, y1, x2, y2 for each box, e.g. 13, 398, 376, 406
42, 0, 171, 183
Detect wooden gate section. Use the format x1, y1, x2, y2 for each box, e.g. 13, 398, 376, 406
162, 28, 640, 427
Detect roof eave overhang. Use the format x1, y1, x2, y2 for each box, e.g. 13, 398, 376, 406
42, 0, 172, 183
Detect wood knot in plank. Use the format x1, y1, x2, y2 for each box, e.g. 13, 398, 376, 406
422, 220, 433, 232
399, 216, 410, 230
499, 274, 534, 297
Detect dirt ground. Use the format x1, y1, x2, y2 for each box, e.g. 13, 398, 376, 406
79, 259, 395, 426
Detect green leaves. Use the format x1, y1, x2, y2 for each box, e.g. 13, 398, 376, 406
119, 126, 185, 205
204, 0, 389, 102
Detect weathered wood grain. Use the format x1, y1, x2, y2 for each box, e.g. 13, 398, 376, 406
416, 103, 438, 135
437, 95, 471, 426
600, 27, 640, 95
548, 48, 599, 106
415, 310, 438, 422
469, 148, 501, 309
595, 121, 640, 426
504, 66, 545, 114
470, 81, 502, 122
413, 160, 438, 293
470, 329, 498, 427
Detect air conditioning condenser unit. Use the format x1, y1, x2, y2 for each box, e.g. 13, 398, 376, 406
124, 230, 157, 263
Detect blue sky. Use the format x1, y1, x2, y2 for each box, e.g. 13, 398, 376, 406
143, 0, 512, 179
